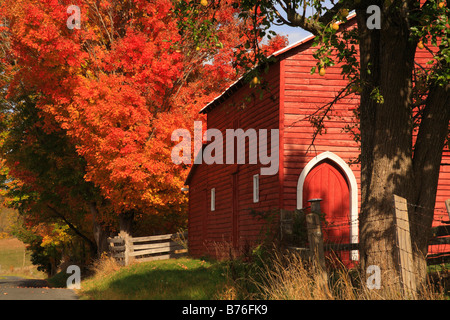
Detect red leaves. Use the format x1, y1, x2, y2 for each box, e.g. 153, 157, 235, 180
1, 0, 287, 221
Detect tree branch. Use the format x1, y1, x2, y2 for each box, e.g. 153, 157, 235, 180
46, 204, 96, 249
270, 0, 357, 35
286, 81, 356, 154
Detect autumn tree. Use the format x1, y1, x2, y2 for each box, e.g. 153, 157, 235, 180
0, 91, 112, 258
179, 0, 449, 288
0, 0, 287, 255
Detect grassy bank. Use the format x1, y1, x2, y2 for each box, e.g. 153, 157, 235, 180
3, 236, 448, 299
77, 251, 449, 300
78, 257, 229, 300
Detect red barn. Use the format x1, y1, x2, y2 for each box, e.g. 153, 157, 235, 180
184, 17, 450, 264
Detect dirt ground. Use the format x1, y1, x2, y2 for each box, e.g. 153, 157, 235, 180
0, 237, 26, 250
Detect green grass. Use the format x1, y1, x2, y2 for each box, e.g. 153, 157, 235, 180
0, 249, 29, 268
77, 254, 450, 300
0, 237, 45, 278
0, 238, 31, 270
79, 258, 229, 300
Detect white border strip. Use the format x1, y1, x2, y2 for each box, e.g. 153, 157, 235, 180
297, 151, 359, 261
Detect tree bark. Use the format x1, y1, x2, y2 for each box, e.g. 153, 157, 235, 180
119, 210, 135, 238
89, 202, 111, 258
410, 82, 450, 286
357, 4, 418, 289
357, 3, 450, 291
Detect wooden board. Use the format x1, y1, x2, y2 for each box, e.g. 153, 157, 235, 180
131, 234, 173, 242
131, 241, 182, 251
129, 244, 185, 257
108, 232, 188, 265
393, 195, 417, 298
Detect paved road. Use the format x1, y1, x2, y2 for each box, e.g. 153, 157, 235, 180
0, 276, 78, 300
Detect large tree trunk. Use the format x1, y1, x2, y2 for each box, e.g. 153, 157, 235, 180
356, 3, 450, 292
410, 82, 450, 286
89, 202, 111, 258
119, 210, 135, 238
357, 5, 416, 288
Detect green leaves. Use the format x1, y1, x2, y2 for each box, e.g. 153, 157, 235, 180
310, 17, 359, 84
173, 0, 224, 54
409, 0, 449, 87
369, 87, 384, 104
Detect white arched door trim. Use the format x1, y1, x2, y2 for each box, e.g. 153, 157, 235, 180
296, 151, 359, 260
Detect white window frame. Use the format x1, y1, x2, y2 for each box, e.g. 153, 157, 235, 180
210, 188, 216, 211
253, 174, 259, 203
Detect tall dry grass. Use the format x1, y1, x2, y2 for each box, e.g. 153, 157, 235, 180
88, 254, 122, 278
221, 249, 448, 300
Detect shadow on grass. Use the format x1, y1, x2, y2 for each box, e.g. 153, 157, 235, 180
80, 260, 228, 300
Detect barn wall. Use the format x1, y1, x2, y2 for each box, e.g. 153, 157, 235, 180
435, 151, 450, 223
279, 22, 450, 241
188, 17, 450, 259
187, 163, 208, 257
188, 63, 281, 258
279, 36, 362, 213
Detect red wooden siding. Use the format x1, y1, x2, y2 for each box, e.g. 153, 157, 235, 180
278, 26, 362, 214
430, 148, 450, 256
187, 159, 208, 257
188, 62, 281, 258
187, 16, 450, 260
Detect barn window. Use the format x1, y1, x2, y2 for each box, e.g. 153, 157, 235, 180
253, 174, 259, 203
211, 188, 216, 211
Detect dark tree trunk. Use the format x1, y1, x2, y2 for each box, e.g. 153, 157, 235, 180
119, 210, 135, 238
356, 3, 450, 290
410, 82, 450, 285
89, 202, 111, 258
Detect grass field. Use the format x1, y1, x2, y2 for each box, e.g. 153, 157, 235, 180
78, 257, 229, 300
77, 252, 450, 300
0, 237, 45, 278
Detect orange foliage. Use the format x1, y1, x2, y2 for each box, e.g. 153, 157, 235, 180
1, 0, 287, 225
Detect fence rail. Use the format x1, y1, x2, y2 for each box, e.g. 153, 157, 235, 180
108, 232, 187, 266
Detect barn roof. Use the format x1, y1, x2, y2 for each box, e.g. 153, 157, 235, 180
199, 13, 357, 115
198, 33, 315, 114
185, 34, 316, 186
185, 15, 357, 186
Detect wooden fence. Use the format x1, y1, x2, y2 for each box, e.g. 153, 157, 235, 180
282, 197, 450, 263
108, 232, 187, 266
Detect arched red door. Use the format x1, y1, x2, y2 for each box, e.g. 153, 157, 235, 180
303, 160, 351, 265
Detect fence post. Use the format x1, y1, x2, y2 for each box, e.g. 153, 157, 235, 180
306, 199, 329, 295
307, 199, 326, 269
279, 209, 291, 240
120, 231, 132, 266
393, 194, 417, 299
